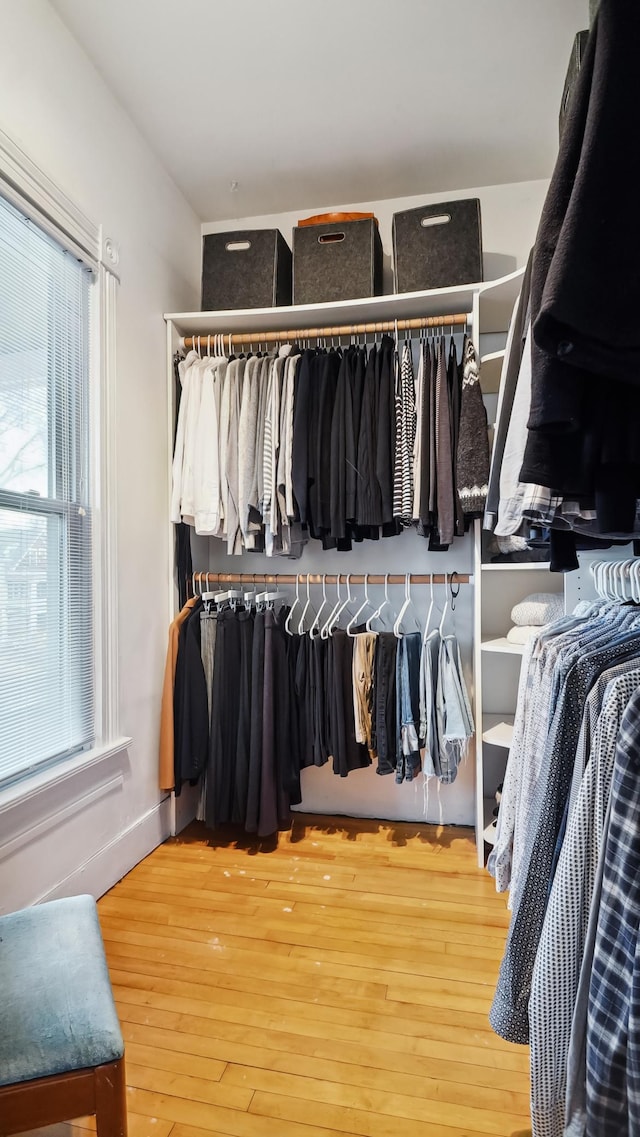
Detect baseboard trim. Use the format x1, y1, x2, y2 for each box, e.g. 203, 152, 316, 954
35, 798, 172, 905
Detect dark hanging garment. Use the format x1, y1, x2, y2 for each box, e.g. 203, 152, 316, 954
173, 355, 194, 607
316, 351, 341, 546
372, 632, 398, 776
246, 609, 266, 833
447, 337, 464, 536
233, 609, 254, 824
327, 630, 371, 777
457, 337, 491, 520
395, 631, 423, 783
273, 608, 298, 816
376, 334, 400, 536
330, 349, 351, 543
428, 341, 438, 523
520, 4, 640, 533
283, 631, 303, 805
356, 345, 383, 529
434, 337, 455, 547
346, 347, 365, 531
258, 608, 293, 836
175, 523, 193, 608
291, 349, 314, 525
173, 598, 208, 794
206, 607, 243, 827
417, 340, 433, 534
312, 636, 331, 766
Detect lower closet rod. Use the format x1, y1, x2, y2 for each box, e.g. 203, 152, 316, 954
194, 572, 473, 585
180, 311, 471, 351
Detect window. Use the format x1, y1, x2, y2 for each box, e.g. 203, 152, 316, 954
0, 193, 95, 787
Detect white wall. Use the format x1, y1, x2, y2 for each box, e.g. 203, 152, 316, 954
0, 0, 201, 913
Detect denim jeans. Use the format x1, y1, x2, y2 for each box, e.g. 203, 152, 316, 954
395, 632, 423, 783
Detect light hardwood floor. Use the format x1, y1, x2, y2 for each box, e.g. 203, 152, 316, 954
25, 816, 531, 1137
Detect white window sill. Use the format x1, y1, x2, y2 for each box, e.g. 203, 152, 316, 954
0, 737, 132, 816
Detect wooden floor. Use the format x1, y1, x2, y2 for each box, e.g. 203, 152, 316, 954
25, 816, 531, 1137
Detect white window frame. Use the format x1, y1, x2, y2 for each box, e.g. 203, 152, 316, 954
0, 126, 130, 808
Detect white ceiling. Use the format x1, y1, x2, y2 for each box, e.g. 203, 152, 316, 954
51, 0, 588, 222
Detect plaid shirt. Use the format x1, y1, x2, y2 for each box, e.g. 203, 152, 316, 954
490, 627, 640, 1044
586, 688, 640, 1134
529, 668, 640, 1137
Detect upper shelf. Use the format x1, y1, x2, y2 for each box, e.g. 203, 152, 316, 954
165, 266, 525, 339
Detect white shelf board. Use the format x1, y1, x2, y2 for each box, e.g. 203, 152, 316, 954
478, 267, 525, 334
482, 561, 552, 572
165, 267, 526, 339
481, 636, 525, 656
482, 714, 515, 749
480, 349, 505, 395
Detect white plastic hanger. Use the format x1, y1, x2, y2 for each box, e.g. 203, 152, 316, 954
422, 574, 436, 646
285, 574, 302, 635
321, 576, 342, 639
393, 574, 421, 637
330, 573, 356, 634
297, 575, 317, 635
366, 573, 391, 632
347, 574, 375, 636
310, 575, 329, 639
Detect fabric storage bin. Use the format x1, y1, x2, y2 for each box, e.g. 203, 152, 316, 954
392, 199, 483, 292
201, 228, 292, 310
292, 217, 383, 304
559, 30, 589, 138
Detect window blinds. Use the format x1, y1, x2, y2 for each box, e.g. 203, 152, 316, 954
0, 192, 94, 787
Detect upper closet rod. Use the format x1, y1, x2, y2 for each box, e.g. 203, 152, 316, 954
193, 571, 473, 586
180, 311, 471, 351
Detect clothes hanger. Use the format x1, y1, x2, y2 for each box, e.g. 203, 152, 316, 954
321, 576, 342, 640
347, 574, 375, 637
330, 573, 356, 634
393, 574, 420, 638
310, 575, 328, 640
438, 573, 451, 636
366, 573, 391, 632
297, 575, 317, 635
422, 574, 436, 646
285, 574, 303, 635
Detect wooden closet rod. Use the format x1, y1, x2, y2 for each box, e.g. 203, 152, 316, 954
180, 311, 471, 351
193, 572, 473, 586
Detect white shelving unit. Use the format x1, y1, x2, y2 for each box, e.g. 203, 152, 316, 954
165, 267, 526, 854
474, 554, 565, 865
479, 349, 506, 394
482, 714, 514, 748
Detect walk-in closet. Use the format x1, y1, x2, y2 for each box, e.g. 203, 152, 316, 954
0, 2, 633, 1135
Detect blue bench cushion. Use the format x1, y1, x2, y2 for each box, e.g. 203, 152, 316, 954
0, 894, 124, 1086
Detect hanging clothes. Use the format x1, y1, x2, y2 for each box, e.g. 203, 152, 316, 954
395, 632, 423, 783
393, 340, 416, 526
171, 330, 483, 556
434, 633, 474, 785
456, 337, 490, 521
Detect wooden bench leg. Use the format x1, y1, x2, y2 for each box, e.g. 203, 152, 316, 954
95, 1057, 128, 1137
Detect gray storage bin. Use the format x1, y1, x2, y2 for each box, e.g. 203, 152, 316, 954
201, 228, 292, 310
392, 199, 483, 293
292, 218, 383, 304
